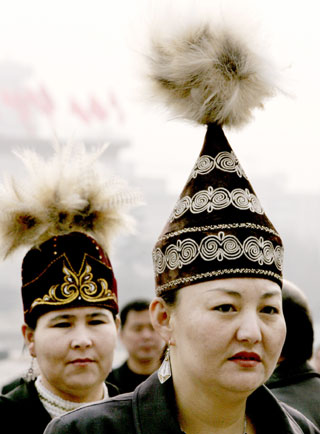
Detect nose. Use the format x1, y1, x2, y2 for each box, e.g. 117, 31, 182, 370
236, 310, 262, 344
141, 325, 155, 339
70, 326, 93, 349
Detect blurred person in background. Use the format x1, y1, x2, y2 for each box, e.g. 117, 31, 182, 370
311, 344, 320, 374
107, 299, 165, 393
266, 280, 320, 428
44, 10, 319, 433
0, 143, 140, 434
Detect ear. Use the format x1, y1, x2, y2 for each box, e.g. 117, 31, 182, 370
22, 324, 36, 358
114, 315, 121, 332
149, 297, 174, 344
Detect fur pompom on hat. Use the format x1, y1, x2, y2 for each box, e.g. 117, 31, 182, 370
147, 21, 280, 127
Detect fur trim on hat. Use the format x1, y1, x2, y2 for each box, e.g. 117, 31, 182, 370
147, 20, 280, 127
0, 142, 142, 258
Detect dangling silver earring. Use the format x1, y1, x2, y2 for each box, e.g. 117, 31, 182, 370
25, 356, 36, 382
158, 346, 171, 384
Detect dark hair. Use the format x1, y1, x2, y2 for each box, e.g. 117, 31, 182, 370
281, 280, 314, 362
120, 299, 151, 326
159, 289, 179, 307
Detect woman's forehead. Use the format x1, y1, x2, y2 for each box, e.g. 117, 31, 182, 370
179, 278, 282, 300
39, 306, 111, 322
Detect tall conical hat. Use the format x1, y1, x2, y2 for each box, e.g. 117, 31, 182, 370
148, 21, 284, 295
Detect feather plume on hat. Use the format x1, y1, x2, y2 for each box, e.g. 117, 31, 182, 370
0, 142, 142, 258
147, 18, 281, 127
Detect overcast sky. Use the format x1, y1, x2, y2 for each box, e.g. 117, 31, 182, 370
0, 0, 319, 195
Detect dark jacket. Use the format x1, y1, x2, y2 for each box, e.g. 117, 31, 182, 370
107, 360, 150, 394
266, 361, 320, 428
0, 379, 119, 434
0, 380, 51, 434
44, 372, 320, 434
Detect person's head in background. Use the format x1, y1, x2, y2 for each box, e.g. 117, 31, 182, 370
120, 299, 165, 375
278, 279, 314, 365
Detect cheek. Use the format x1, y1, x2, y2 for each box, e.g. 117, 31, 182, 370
95, 327, 118, 357
266, 318, 287, 356
35, 337, 65, 362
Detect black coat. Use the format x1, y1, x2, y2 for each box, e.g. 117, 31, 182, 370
44, 372, 320, 434
0, 380, 51, 434
0, 379, 119, 434
107, 360, 150, 394
266, 361, 320, 428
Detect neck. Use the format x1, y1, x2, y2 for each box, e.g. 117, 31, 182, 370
172, 369, 248, 434
40, 374, 105, 403
35, 376, 108, 419
127, 357, 160, 375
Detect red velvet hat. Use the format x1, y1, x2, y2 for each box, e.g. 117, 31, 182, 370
22, 232, 119, 328
0, 143, 141, 326
147, 19, 284, 295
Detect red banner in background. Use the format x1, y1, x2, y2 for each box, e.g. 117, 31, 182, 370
0, 85, 125, 135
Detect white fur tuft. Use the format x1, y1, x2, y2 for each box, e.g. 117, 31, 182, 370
147, 16, 281, 127
0, 143, 142, 258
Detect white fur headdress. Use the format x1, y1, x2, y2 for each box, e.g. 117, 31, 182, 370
147, 17, 280, 127
0, 142, 142, 258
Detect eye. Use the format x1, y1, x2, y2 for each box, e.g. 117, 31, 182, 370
52, 322, 71, 328
214, 304, 236, 313
88, 318, 109, 325
260, 305, 279, 315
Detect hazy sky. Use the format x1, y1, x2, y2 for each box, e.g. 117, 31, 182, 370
0, 0, 320, 194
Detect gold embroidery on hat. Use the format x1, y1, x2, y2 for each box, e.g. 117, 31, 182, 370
30, 261, 116, 311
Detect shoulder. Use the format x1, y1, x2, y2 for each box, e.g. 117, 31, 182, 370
0, 379, 36, 404
0, 380, 51, 432
248, 385, 320, 433
45, 393, 135, 434
280, 402, 320, 433
1, 376, 24, 394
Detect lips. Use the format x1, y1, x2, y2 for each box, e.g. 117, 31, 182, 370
69, 358, 95, 365
228, 352, 261, 367
229, 352, 261, 362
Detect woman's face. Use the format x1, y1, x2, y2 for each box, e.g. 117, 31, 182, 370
166, 278, 286, 395
23, 306, 119, 402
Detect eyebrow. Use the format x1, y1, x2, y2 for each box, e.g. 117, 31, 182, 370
49, 311, 109, 322
205, 289, 241, 297
205, 288, 281, 299
261, 291, 281, 299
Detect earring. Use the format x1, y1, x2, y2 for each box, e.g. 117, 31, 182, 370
25, 356, 36, 382
158, 346, 172, 384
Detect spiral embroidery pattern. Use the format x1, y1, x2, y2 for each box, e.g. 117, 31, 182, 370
169, 187, 264, 221
153, 232, 283, 274
189, 151, 247, 181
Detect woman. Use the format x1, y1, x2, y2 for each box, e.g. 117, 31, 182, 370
0, 144, 139, 433
44, 14, 319, 434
